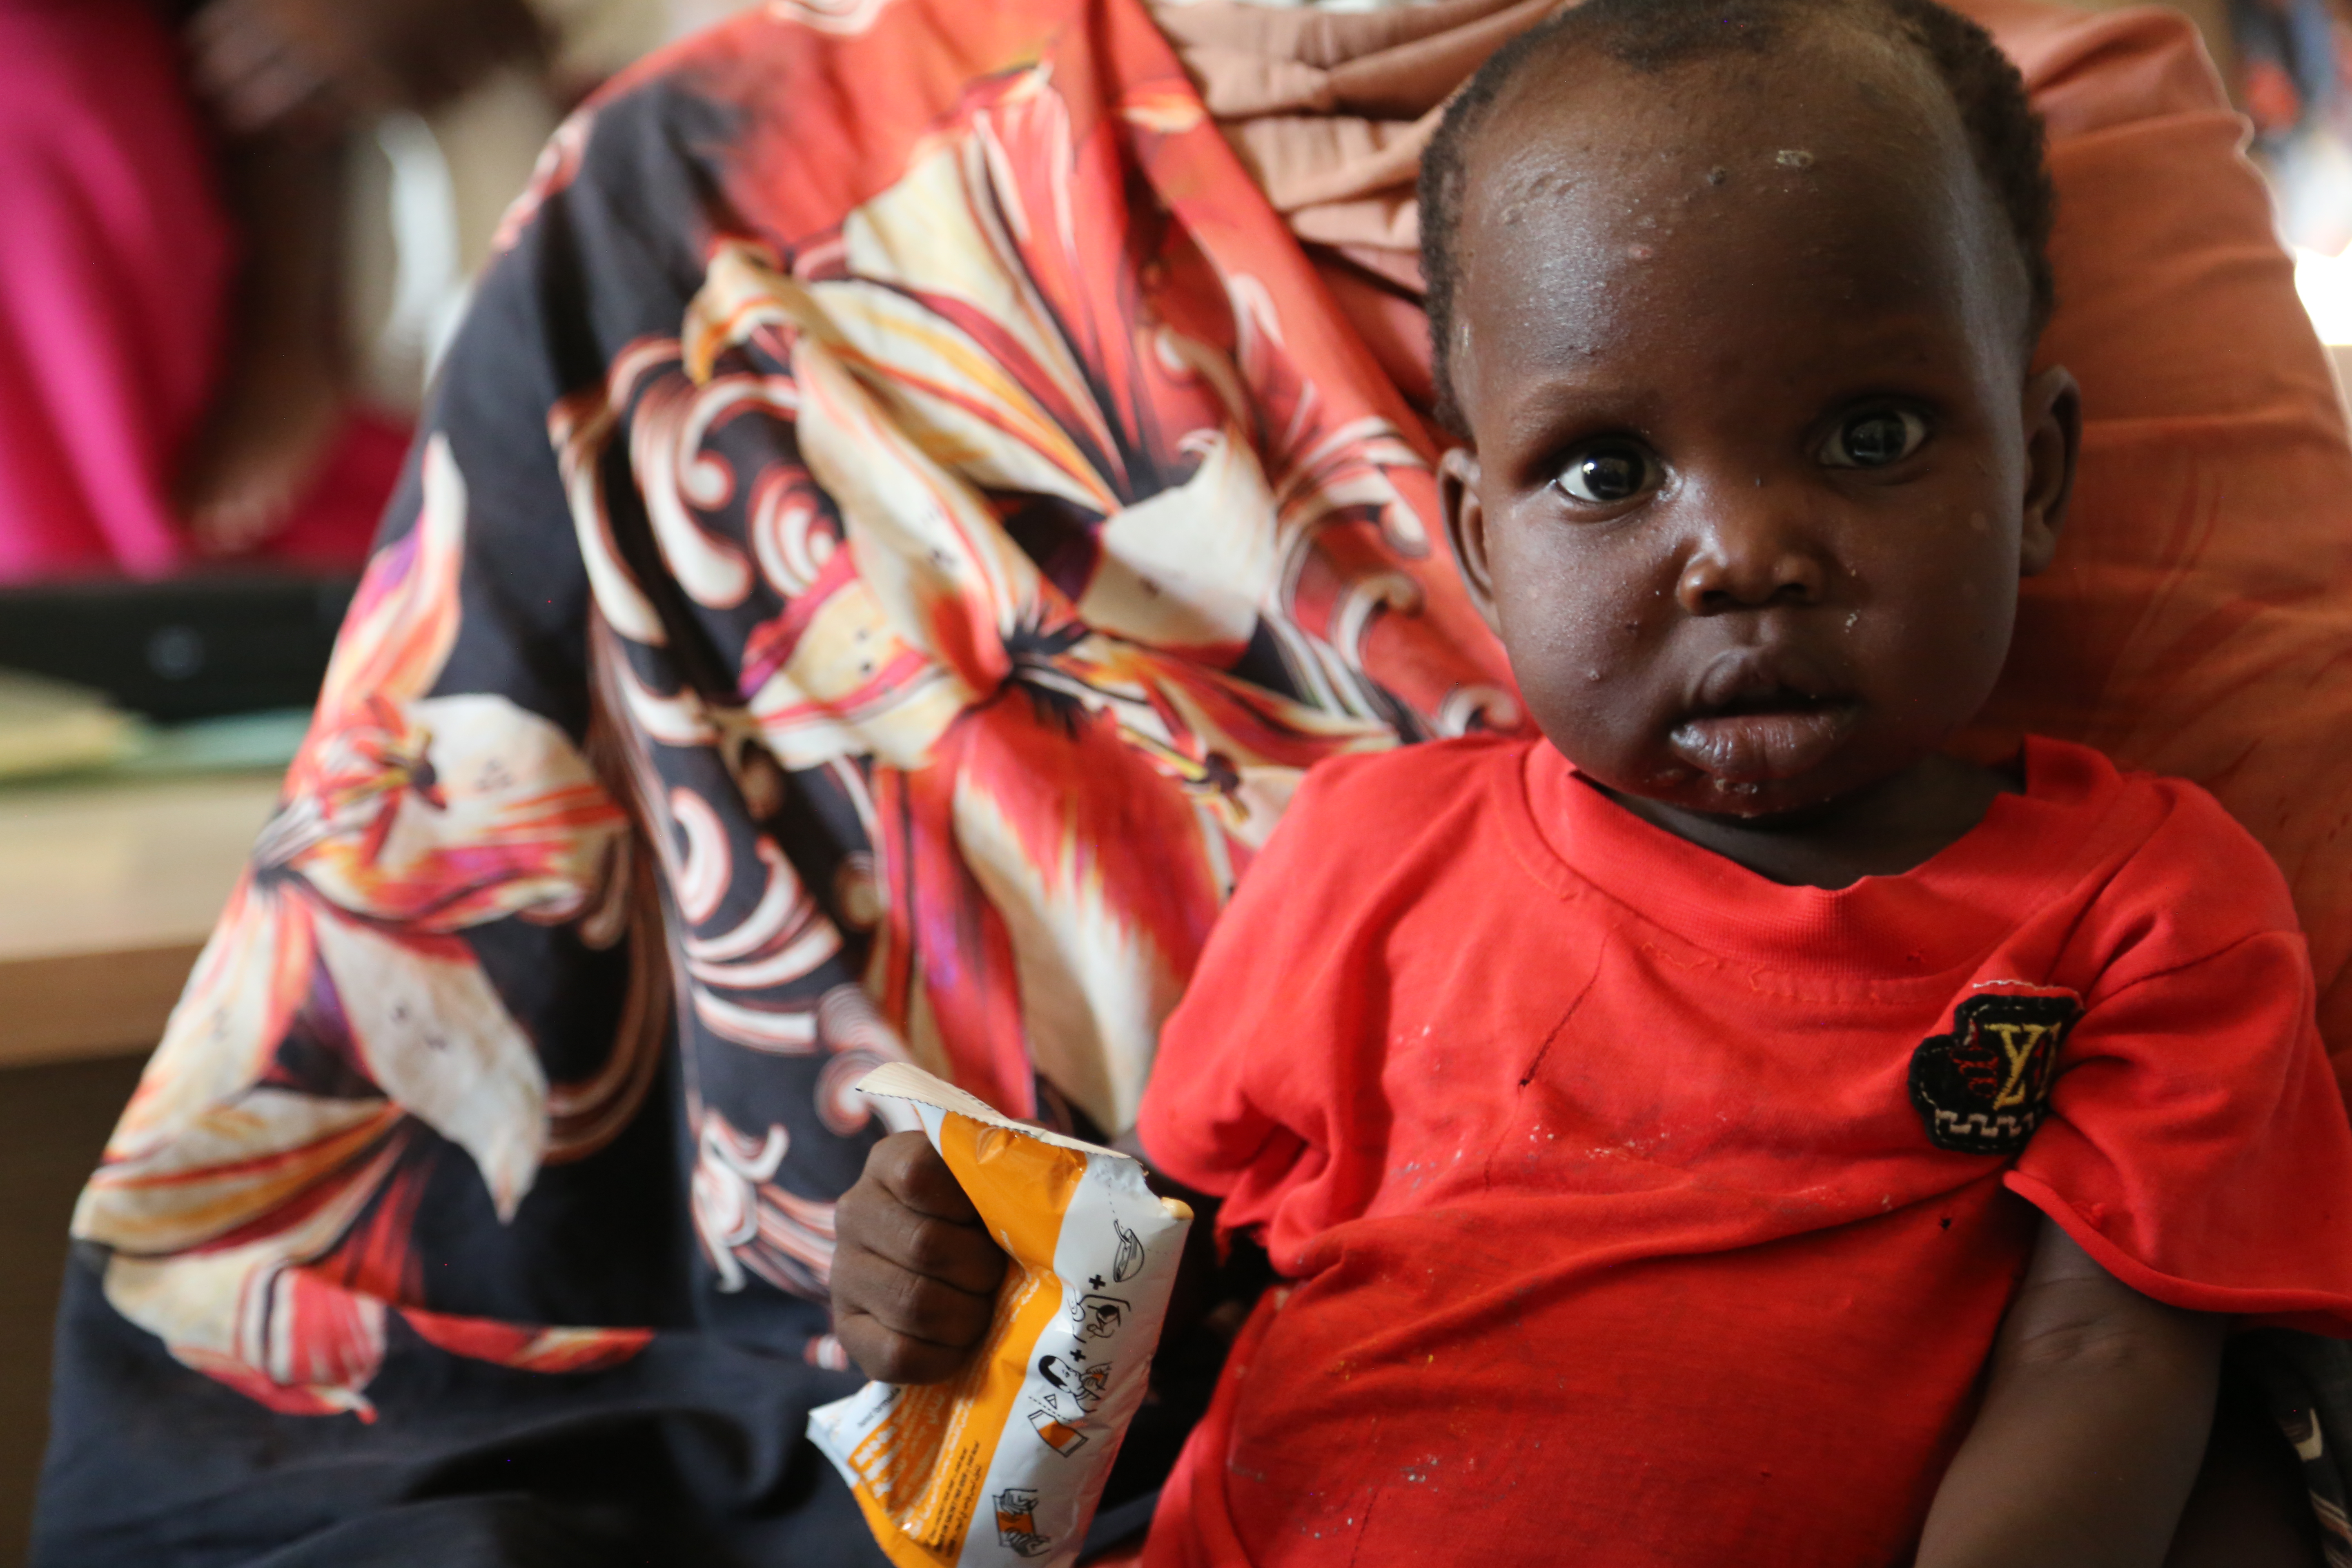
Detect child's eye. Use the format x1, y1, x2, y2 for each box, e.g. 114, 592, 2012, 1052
1819, 409, 1928, 469
1554, 442, 1657, 505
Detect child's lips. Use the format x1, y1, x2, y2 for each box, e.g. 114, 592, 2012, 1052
1668, 702, 1860, 783
1671, 646, 1857, 783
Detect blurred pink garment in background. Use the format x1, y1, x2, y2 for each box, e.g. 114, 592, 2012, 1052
0, 0, 232, 580
0, 0, 394, 584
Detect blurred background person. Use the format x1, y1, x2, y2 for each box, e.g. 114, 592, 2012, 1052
0, 0, 725, 585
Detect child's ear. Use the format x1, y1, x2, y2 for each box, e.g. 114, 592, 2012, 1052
1438, 445, 1504, 634
2018, 365, 2079, 578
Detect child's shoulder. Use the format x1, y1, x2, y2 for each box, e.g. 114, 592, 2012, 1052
2027, 735, 2302, 942
1289, 731, 1538, 826
1242, 733, 1543, 899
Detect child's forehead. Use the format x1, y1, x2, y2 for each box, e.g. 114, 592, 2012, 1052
1441, 30, 2031, 419
1472, 26, 1955, 202
1455, 32, 1988, 308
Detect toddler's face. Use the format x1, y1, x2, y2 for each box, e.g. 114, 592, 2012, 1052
1439, 36, 2076, 829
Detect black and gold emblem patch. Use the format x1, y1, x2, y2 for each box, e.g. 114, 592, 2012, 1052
1909, 988, 2082, 1155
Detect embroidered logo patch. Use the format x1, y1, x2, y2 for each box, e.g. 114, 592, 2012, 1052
1909, 988, 2082, 1155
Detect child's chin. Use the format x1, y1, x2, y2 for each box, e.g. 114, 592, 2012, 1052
1633, 765, 1861, 826
1688, 779, 1840, 822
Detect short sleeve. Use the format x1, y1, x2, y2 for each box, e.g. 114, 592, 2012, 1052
2010, 906, 2352, 1335
1136, 751, 1408, 1245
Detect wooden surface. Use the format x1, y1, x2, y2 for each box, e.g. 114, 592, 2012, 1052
0, 774, 280, 1068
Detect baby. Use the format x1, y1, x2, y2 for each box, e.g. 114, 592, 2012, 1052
831, 0, 2352, 1563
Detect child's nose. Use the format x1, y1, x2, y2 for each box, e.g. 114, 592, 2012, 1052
1673, 499, 1831, 614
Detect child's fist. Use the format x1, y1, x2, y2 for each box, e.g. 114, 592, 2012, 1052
831, 1131, 1008, 1383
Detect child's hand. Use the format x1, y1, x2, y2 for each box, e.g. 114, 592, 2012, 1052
831, 1131, 1009, 1383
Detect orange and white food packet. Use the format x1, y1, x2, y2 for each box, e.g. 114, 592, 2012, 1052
810, 1063, 1193, 1568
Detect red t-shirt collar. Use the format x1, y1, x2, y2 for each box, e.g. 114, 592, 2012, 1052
1505, 735, 2129, 979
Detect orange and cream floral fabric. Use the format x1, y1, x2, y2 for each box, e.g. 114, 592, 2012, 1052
56, 0, 1512, 1445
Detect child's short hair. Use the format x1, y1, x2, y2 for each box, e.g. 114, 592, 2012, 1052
1417, 0, 2057, 434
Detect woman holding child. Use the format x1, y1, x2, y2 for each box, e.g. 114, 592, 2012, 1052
837, 4, 2352, 1562
38, 0, 2352, 1561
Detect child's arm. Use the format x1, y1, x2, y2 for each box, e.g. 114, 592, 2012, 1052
1914, 1216, 2226, 1568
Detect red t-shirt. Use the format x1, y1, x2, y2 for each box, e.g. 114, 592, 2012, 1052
1135, 735, 2352, 1567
